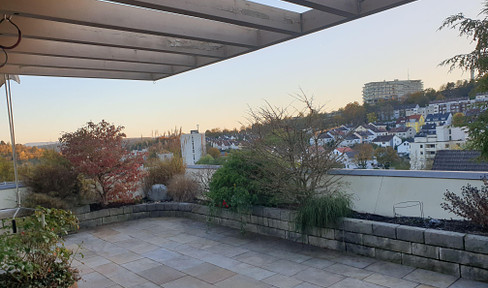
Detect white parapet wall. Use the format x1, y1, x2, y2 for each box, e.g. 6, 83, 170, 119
0, 183, 28, 210
329, 169, 488, 220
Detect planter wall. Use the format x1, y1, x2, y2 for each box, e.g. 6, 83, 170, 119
76, 203, 488, 282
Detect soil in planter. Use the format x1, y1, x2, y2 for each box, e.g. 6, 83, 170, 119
351, 211, 488, 236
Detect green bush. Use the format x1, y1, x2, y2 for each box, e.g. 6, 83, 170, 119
167, 174, 200, 202
144, 157, 185, 191
22, 151, 81, 209
295, 193, 352, 234
206, 150, 279, 212
0, 207, 80, 287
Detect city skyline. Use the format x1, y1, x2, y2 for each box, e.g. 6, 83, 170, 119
0, 0, 483, 144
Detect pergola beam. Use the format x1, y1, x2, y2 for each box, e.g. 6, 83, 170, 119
0, 65, 165, 80
281, 0, 359, 18
5, 54, 188, 75
0, 0, 287, 48
300, 0, 417, 33
5, 37, 216, 67
110, 0, 302, 35
0, 17, 233, 58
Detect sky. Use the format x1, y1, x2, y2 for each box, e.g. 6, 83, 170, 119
0, 0, 485, 144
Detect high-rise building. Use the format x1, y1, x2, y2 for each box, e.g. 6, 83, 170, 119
363, 79, 423, 104
180, 130, 206, 165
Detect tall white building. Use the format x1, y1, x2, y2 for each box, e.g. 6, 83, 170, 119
180, 130, 206, 165
363, 79, 423, 104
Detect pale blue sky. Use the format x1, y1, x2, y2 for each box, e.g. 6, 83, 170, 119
1, 0, 484, 144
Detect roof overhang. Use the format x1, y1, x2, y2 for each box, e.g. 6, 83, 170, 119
0, 0, 417, 81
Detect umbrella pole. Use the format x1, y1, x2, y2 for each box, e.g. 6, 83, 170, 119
4, 74, 20, 208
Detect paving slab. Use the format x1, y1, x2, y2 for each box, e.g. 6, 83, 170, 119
66, 217, 488, 288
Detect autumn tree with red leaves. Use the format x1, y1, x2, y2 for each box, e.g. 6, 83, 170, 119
59, 120, 145, 206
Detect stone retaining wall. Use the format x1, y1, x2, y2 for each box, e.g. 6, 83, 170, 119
76, 203, 488, 282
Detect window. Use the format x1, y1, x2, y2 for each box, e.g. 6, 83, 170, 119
420, 152, 424, 155
420, 145, 423, 148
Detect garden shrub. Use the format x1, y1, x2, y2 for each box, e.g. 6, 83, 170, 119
22, 150, 80, 209
206, 150, 279, 212
144, 157, 185, 191
167, 174, 200, 202
0, 207, 80, 288
295, 193, 352, 234
442, 182, 488, 228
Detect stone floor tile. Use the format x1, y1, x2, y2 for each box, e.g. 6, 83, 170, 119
449, 278, 488, 288
163, 255, 204, 271
121, 258, 161, 273
163, 275, 216, 288
263, 259, 309, 276
183, 262, 236, 284
329, 278, 385, 288
204, 242, 249, 257
215, 274, 272, 288
106, 250, 143, 264
294, 282, 323, 288
403, 269, 458, 288
81, 255, 111, 268
262, 274, 303, 288
107, 269, 148, 287
325, 263, 374, 279
294, 267, 344, 287
142, 247, 181, 262
334, 255, 377, 269
200, 254, 243, 270
128, 282, 160, 288
301, 257, 335, 269
266, 249, 313, 263
219, 235, 252, 247
233, 251, 280, 267
167, 233, 202, 244
365, 261, 416, 278
78, 271, 116, 288
229, 262, 276, 280
136, 265, 185, 285
364, 273, 418, 288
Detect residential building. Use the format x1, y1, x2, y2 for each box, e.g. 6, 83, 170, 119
425, 113, 452, 126
354, 130, 375, 143
397, 141, 411, 155
409, 126, 468, 170
372, 135, 402, 148
180, 130, 206, 165
405, 114, 425, 133
339, 134, 361, 147
363, 79, 423, 104
388, 127, 416, 139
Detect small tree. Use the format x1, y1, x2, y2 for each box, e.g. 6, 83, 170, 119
374, 147, 400, 169
452, 112, 466, 127
59, 120, 146, 206
207, 147, 221, 159
247, 92, 342, 204
354, 144, 374, 169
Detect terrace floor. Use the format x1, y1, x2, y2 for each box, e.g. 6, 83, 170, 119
65, 217, 488, 288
